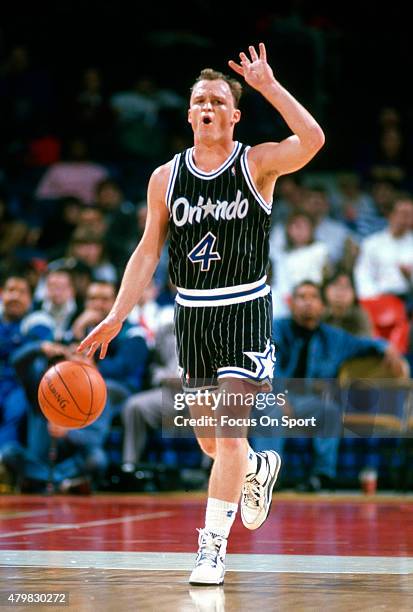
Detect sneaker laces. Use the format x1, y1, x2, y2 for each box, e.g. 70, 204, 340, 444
195, 529, 224, 567
243, 477, 262, 508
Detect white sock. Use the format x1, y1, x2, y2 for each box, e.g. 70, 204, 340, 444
247, 444, 258, 475
205, 497, 238, 539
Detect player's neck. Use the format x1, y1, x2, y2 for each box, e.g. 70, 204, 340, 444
192, 138, 235, 173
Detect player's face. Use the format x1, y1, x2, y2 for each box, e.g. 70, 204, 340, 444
188, 80, 240, 140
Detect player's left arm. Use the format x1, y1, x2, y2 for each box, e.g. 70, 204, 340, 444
229, 43, 325, 179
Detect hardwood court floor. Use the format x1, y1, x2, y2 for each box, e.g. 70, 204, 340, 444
0, 493, 412, 611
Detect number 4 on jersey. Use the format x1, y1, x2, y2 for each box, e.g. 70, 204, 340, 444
188, 232, 221, 271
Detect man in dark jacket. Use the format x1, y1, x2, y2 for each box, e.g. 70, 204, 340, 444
252, 280, 404, 491
1, 280, 149, 493
0, 273, 54, 450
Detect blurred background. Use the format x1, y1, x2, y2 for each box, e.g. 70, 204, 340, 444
1, 1, 413, 496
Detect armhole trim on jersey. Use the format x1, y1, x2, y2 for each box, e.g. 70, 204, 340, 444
240, 147, 273, 215
166, 153, 181, 211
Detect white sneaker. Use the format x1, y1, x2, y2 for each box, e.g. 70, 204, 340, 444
189, 528, 227, 586
241, 450, 281, 530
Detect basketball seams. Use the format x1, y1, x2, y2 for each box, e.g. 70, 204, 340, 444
38, 384, 86, 423
79, 364, 95, 425
54, 365, 85, 412
38, 361, 106, 429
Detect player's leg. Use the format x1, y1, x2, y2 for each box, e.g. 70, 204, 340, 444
175, 303, 218, 459
189, 376, 278, 586
189, 380, 248, 586
216, 294, 282, 530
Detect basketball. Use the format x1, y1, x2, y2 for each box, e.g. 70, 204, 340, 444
37, 360, 107, 428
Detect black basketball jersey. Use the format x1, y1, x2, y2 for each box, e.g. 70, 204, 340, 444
166, 141, 273, 299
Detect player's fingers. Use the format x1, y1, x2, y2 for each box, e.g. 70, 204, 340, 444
228, 60, 243, 75
259, 42, 267, 61
100, 343, 108, 360
86, 342, 99, 359
249, 45, 258, 61
77, 333, 95, 352
239, 52, 250, 66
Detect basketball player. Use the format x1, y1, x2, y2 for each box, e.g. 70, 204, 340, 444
78, 43, 325, 585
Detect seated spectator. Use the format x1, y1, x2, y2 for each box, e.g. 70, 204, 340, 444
251, 281, 404, 491
0, 193, 27, 261
35, 268, 80, 341
271, 174, 306, 225
36, 196, 82, 259
0, 271, 54, 449
77, 204, 108, 238
39, 258, 93, 309
1, 280, 150, 493
70, 280, 150, 402
332, 172, 377, 239
354, 196, 413, 300
367, 125, 409, 190
301, 185, 354, 264
35, 138, 108, 204
1, 347, 112, 494
95, 179, 140, 269
322, 271, 372, 336
66, 226, 117, 284
128, 280, 163, 336
271, 212, 330, 317
122, 307, 179, 470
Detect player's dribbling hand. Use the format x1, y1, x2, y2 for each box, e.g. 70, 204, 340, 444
228, 43, 275, 93
76, 315, 123, 359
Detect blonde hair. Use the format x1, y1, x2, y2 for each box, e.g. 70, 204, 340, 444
191, 68, 242, 107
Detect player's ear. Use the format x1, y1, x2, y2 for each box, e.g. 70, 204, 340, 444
188, 108, 192, 124
232, 109, 241, 125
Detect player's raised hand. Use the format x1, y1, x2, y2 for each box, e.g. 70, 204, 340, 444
76, 315, 122, 359
228, 43, 275, 93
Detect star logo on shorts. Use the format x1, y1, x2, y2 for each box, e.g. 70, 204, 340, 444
244, 341, 276, 379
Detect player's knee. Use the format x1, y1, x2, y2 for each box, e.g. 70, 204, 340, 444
197, 438, 216, 458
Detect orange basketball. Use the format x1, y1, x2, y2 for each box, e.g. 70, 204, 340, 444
38, 361, 107, 428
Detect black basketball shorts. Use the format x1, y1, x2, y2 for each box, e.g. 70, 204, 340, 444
174, 293, 275, 391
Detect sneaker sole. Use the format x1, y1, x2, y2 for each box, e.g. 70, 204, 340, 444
243, 451, 282, 531
189, 579, 224, 586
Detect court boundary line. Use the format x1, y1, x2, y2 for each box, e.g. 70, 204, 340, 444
1, 551, 412, 574
0, 511, 173, 539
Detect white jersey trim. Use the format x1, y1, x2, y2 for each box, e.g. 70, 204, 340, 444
166, 153, 181, 211
185, 141, 242, 180
175, 284, 270, 307
240, 147, 273, 215
217, 365, 272, 381
176, 275, 267, 297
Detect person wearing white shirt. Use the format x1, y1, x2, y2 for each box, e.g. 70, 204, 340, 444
354, 197, 413, 299
271, 212, 330, 317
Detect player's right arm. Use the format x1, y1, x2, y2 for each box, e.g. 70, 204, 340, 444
77, 163, 171, 359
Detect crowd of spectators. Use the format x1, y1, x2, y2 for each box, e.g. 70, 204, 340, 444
1, 27, 413, 494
